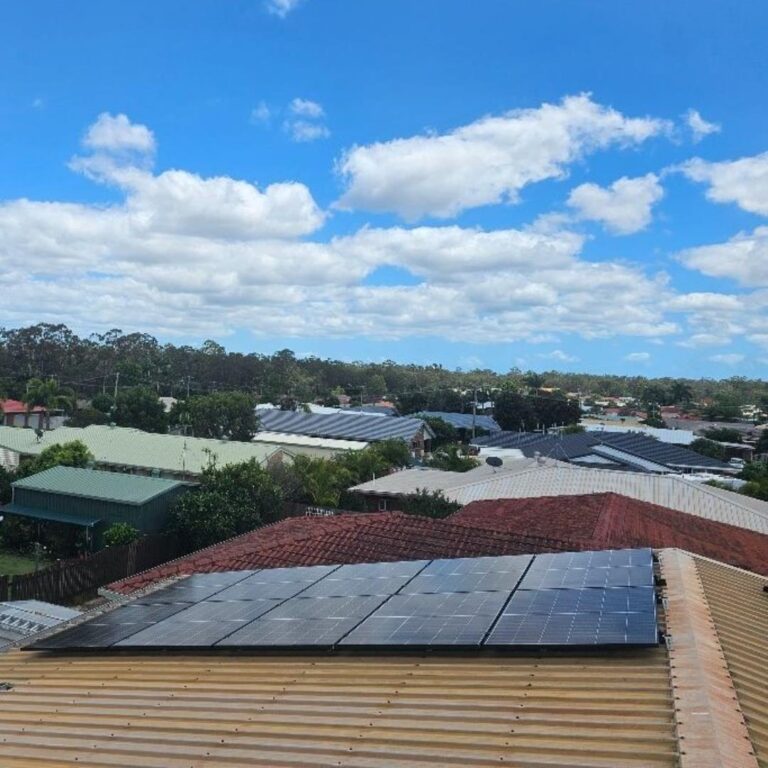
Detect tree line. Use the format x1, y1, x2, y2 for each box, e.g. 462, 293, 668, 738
0, 324, 765, 412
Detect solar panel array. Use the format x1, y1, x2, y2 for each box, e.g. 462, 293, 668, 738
30, 549, 659, 652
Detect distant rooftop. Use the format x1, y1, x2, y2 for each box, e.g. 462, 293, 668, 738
12, 466, 185, 505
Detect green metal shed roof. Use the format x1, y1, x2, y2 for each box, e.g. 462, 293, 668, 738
2, 503, 101, 527
0, 425, 284, 475
11, 467, 185, 505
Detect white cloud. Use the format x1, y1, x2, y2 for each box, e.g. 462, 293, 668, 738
678, 226, 768, 287
567, 173, 663, 234
4, 111, 758, 353
250, 101, 272, 125
677, 333, 732, 348
539, 350, 578, 363
336, 93, 671, 220
709, 353, 745, 366
265, 0, 302, 17
624, 352, 651, 362
83, 113, 155, 154
685, 109, 720, 142
682, 153, 768, 216
283, 98, 329, 142
286, 120, 330, 143
289, 98, 324, 118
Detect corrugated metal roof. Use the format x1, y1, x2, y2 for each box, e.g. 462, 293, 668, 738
416, 411, 502, 432
252, 430, 369, 452
695, 555, 768, 767
0, 425, 282, 476
0, 650, 677, 767
442, 464, 768, 534
12, 466, 184, 504
349, 459, 540, 497
472, 431, 729, 471
589, 445, 671, 474
584, 423, 695, 445
2, 503, 102, 527
257, 410, 434, 442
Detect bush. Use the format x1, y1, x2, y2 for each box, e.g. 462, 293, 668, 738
401, 489, 461, 519
689, 438, 726, 461
426, 443, 479, 472
103, 523, 140, 547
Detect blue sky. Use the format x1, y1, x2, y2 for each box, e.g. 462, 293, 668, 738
1, 1, 767, 377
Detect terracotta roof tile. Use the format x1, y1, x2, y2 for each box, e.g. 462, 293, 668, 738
451, 493, 768, 576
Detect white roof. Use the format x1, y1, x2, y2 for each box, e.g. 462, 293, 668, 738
0, 425, 283, 476
350, 458, 542, 497
253, 431, 369, 451
442, 463, 768, 534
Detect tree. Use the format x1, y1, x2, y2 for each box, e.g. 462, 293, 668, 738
670, 381, 693, 405
701, 427, 742, 444
702, 395, 742, 422
167, 459, 283, 550
401, 489, 461, 519
291, 455, 352, 508
103, 523, 140, 547
113, 387, 168, 433
24, 377, 74, 430
423, 417, 459, 449
16, 440, 94, 478
172, 392, 257, 441
689, 438, 726, 461
494, 389, 537, 431
0, 465, 12, 504
427, 443, 479, 472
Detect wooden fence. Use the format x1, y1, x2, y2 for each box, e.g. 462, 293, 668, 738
0, 534, 180, 605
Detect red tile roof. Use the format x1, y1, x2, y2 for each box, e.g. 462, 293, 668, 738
0, 399, 44, 414
450, 493, 768, 576
110, 512, 573, 594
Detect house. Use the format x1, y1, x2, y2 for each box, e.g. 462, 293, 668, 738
350, 460, 768, 534
582, 422, 696, 445
471, 430, 731, 474
2, 466, 191, 548
0, 424, 288, 479
2, 548, 766, 767
255, 409, 434, 457
0, 399, 45, 430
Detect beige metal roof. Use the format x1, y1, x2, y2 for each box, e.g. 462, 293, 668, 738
442, 463, 768, 534
695, 554, 768, 767
349, 458, 542, 497
0, 425, 283, 477
0, 650, 677, 767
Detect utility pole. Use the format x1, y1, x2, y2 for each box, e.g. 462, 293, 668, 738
472, 387, 477, 440
113, 371, 120, 400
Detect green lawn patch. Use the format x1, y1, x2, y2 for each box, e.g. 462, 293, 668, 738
0, 550, 47, 576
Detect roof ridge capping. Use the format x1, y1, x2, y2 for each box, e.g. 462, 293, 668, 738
660, 548, 759, 768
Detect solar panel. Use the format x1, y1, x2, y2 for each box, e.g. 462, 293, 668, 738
217, 617, 362, 647
29, 549, 659, 652
486, 611, 658, 646
341, 591, 510, 647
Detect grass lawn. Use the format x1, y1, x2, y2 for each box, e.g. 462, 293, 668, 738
0, 549, 47, 576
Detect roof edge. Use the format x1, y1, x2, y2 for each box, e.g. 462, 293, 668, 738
660, 548, 759, 768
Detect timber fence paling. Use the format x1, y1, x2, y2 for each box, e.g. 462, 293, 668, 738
7, 534, 180, 604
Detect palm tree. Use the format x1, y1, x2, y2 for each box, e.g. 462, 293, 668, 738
24, 378, 75, 430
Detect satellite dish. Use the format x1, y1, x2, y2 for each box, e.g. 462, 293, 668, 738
485, 456, 503, 468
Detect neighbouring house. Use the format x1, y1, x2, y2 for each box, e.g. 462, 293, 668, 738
2, 466, 191, 549
471, 430, 731, 474
0, 424, 289, 480
349, 459, 768, 534
0, 400, 64, 429
255, 408, 434, 457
